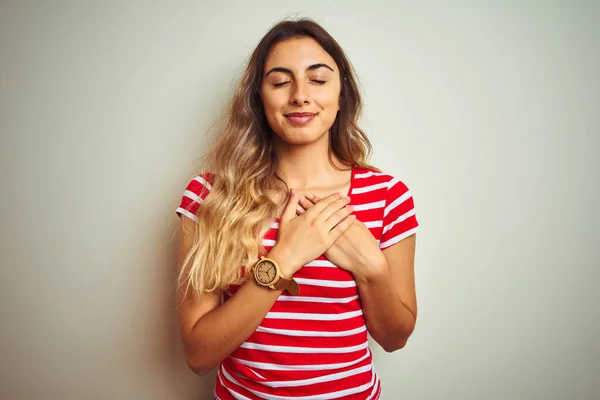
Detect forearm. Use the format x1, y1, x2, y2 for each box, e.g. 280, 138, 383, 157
183, 247, 292, 374
355, 263, 416, 352
184, 277, 281, 374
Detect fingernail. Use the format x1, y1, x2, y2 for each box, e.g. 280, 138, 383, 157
345, 196, 351, 201
290, 189, 295, 196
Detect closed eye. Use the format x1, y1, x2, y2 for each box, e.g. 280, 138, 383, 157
273, 80, 326, 87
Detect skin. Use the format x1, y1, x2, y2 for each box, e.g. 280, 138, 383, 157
178, 36, 417, 376
297, 194, 418, 352
260, 36, 341, 148
260, 37, 351, 212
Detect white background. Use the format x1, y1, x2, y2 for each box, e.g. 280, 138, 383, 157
1, 1, 599, 399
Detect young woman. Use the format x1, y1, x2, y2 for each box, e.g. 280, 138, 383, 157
176, 18, 419, 400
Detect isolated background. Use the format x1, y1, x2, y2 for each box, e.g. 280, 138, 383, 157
1, 1, 599, 399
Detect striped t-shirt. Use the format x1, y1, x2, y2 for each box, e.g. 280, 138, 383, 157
176, 165, 420, 400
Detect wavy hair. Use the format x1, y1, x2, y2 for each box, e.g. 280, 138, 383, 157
178, 18, 378, 298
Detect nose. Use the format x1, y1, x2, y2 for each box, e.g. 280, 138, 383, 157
289, 81, 310, 106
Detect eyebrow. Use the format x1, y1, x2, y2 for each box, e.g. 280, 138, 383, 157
264, 63, 335, 78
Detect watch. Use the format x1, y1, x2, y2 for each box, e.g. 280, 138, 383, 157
253, 256, 300, 295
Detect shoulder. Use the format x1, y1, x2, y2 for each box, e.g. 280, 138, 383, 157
354, 167, 419, 248
176, 172, 214, 221
352, 166, 412, 198
184, 172, 214, 196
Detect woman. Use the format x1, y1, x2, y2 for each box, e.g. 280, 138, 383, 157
176, 18, 419, 400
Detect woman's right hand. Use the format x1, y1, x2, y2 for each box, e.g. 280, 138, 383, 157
269, 190, 355, 277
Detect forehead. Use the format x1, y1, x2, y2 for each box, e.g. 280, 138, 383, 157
264, 37, 338, 72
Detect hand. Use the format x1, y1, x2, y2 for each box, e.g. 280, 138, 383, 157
297, 193, 387, 277
270, 190, 356, 277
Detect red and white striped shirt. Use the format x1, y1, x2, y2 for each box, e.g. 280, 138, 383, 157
176, 166, 420, 399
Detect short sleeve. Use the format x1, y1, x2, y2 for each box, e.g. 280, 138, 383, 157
175, 173, 213, 222
379, 177, 420, 249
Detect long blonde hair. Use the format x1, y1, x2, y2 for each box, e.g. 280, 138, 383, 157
178, 18, 377, 298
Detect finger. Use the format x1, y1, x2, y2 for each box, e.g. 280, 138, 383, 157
329, 215, 356, 240
305, 193, 321, 203
296, 205, 306, 215
304, 192, 348, 216
318, 195, 351, 222
298, 196, 315, 210
355, 219, 369, 230
325, 204, 354, 230
281, 189, 300, 222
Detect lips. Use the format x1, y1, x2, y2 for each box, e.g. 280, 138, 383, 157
285, 112, 317, 125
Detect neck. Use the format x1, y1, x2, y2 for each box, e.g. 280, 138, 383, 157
273, 132, 349, 189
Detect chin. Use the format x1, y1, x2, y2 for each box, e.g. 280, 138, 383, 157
278, 129, 327, 145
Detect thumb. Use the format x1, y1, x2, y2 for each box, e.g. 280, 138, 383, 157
281, 189, 299, 222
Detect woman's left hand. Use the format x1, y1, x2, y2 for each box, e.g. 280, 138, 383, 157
298, 194, 387, 278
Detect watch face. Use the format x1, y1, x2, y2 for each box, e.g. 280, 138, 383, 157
255, 260, 277, 285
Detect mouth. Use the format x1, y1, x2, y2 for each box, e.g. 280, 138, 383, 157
285, 112, 317, 126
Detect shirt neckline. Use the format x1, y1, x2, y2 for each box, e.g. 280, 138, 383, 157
274, 164, 356, 223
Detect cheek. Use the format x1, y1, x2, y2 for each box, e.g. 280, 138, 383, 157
316, 86, 341, 111
261, 91, 285, 116
260, 91, 287, 133
317, 94, 341, 118
260, 94, 277, 121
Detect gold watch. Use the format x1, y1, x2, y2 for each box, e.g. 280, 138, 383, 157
253, 256, 299, 295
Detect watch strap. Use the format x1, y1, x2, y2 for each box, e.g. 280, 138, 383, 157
274, 276, 300, 295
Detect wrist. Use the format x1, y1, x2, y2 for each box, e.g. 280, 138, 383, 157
354, 256, 388, 283
266, 245, 298, 278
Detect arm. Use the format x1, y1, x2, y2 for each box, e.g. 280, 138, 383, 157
353, 234, 418, 352
177, 190, 354, 374
298, 177, 419, 352
178, 217, 289, 375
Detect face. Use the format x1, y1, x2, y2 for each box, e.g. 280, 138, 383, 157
260, 37, 341, 146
